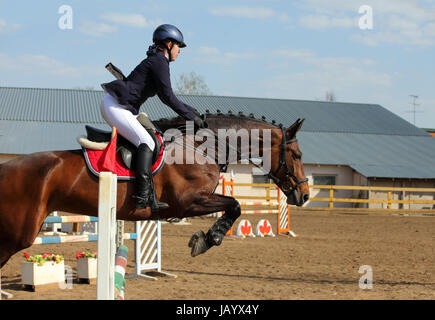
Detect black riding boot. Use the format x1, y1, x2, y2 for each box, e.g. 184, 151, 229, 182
135, 144, 169, 212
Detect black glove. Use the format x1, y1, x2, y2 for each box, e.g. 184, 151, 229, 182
193, 115, 208, 130
193, 109, 201, 117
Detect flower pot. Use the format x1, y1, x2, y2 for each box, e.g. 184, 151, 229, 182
77, 257, 97, 284
21, 260, 65, 291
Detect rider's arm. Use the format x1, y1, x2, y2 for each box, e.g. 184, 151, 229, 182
152, 58, 197, 120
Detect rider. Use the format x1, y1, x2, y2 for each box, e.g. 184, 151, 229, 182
100, 24, 206, 213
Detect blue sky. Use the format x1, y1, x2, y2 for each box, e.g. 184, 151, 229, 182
1, 0, 434, 128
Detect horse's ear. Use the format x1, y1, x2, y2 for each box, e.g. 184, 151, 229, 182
286, 118, 305, 139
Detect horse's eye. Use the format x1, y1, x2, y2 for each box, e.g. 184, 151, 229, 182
293, 153, 302, 160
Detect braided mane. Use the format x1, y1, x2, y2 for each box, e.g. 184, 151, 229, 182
154, 110, 282, 131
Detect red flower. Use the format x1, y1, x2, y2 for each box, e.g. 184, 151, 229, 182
23, 252, 30, 259
259, 220, 271, 235
241, 220, 251, 235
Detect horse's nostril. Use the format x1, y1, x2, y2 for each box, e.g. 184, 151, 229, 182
303, 194, 309, 202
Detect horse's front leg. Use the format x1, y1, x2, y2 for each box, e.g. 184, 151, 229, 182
186, 194, 241, 257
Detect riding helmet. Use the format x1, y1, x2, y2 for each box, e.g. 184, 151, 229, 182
152, 24, 186, 48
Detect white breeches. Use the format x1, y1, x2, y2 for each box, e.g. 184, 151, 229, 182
100, 93, 155, 151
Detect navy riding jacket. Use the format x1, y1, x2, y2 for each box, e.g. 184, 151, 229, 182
101, 46, 197, 120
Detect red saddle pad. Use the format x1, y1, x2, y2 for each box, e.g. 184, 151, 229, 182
82, 133, 165, 180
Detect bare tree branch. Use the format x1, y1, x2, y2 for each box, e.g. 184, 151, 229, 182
174, 72, 212, 95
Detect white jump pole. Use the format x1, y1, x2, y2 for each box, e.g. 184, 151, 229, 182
97, 171, 117, 300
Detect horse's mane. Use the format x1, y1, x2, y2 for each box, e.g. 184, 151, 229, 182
153, 110, 282, 131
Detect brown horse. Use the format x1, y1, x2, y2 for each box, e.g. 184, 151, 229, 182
0, 113, 309, 268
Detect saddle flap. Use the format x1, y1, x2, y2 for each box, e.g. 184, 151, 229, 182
119, 146, 134, 169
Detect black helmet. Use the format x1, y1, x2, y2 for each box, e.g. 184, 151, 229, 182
153, 24, 186, 48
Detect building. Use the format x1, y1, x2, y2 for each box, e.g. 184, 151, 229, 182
1, 86, 435, 209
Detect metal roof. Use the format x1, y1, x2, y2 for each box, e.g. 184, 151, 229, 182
0, 120, 107, 154
0, 86, 429, 136
299, 132, 435, 179
1, 86, 435, 179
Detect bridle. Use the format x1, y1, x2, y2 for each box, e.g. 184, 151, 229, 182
217, 124, 308, 193
266, 126, 308, 193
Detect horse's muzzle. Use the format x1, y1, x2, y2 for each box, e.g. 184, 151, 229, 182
286, 189, 309, 207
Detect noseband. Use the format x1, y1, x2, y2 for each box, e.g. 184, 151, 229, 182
267, 126, 308, 193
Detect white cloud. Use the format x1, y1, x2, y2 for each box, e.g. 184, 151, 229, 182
210, 6, 275, 19
301, 0, 435, 20
273, 49, 316, 62
100, 13, 162, 28
425, 21, 435, 37
298, 0, 435, 46
299, 14, 357, 29
0, 52, 103, 78
267, 68, 391, 93
277, 13, 291, 23
0, 18, 21, 33
351, 15, 435, 46
261, 49, 393, 101
78, 20, 118, 37
351, 30, 435, 46
197, 46, 220, 56
209, 6, 290, 22
196, 46, 256, 65
78, 13, 162, 37
273, 49, 377, 68
262, 69, 392, 103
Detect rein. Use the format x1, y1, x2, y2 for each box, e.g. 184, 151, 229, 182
169, 123, 307, 192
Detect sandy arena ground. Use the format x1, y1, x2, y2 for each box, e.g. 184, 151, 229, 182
1, 210, 434, 300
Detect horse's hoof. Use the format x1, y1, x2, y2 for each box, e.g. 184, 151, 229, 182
188, 231, 209, 257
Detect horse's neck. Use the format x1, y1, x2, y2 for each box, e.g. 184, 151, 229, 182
156, 116, 279, 163
207, 119, 277, 164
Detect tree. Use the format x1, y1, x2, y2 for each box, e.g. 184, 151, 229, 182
174, 72, 212, 95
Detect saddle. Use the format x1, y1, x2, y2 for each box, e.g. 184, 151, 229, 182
77, 112, 166, 179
